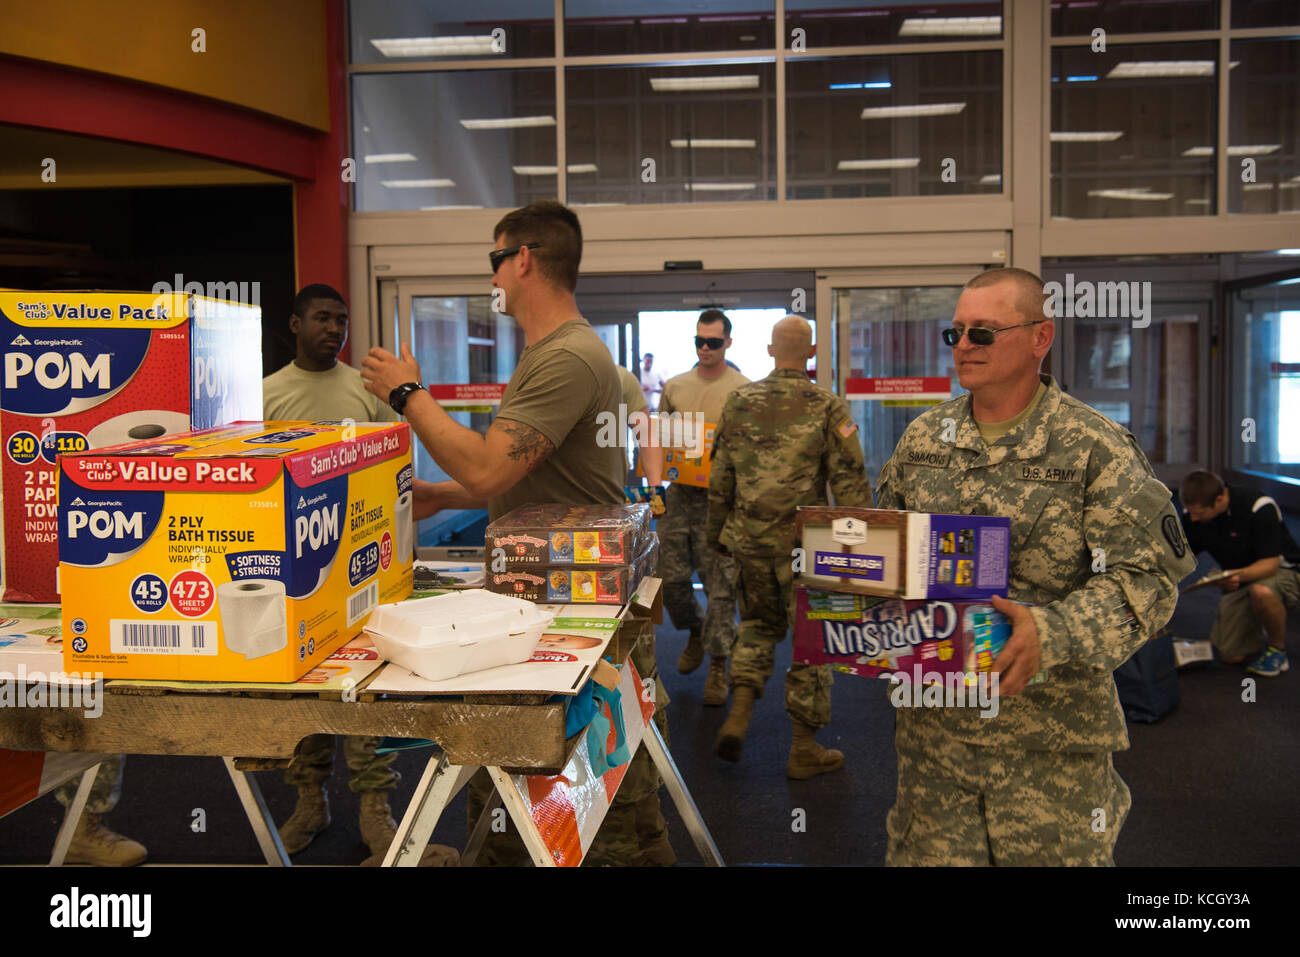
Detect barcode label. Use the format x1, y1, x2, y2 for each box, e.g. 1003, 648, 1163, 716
348, 582, 379, 626
109, 619, 217, 656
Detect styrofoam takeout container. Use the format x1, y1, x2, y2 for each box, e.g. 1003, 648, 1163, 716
363, 589, 555, 681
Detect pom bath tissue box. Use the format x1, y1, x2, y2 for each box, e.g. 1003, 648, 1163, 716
58, 420, 413, 681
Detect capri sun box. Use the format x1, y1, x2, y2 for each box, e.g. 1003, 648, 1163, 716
58, 421, 413, 681
796, 506, 1011, 600
0, 290, 262, 602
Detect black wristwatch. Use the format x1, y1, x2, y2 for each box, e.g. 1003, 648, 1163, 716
388, 382, 424, 415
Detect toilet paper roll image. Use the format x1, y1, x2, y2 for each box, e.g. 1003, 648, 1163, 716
395, 491, 413, 562
216, 579, 288, 660
87, 410, 191, 449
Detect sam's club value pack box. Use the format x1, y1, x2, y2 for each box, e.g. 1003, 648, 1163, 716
796, 506, 1010, 600
1, 290, 262, 602
58, 421, 413, 681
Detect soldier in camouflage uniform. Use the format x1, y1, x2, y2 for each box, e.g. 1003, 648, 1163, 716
875, 268, 1195, 865
707, 316, 873, 777
658, 310, 749, 706
53, 755, 146, 866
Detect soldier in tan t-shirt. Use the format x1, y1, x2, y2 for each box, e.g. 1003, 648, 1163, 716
361, 201, 674, 867
658, 310, 749, 706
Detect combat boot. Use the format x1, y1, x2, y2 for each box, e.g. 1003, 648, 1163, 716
359, 790, 460, 866
787, 720, 844, 780
677, 628, 704, 674
63, 812, 147, 867
715, 686, 757, 761
278, 783, 330, 854
701, 656, 728, 707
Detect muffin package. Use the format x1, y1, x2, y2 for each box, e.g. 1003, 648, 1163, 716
485, 503, 653, 566
487, 539, 659, 605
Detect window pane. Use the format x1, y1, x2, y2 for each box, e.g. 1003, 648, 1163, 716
1230, 277, 1300, 481
786, 1, 1002, 47
1052, 0, 1217, 35
841, 286, 963, 483
1074, 323, 1132, 390
787, 52, 1001, 200
1142, 306, 1202, 465
565, 62, 776, 205
1228, 40, 1300, 214
348, 0, 553, 64
1232, 0, 1300, 29
1051, 42, 1217, 218
564, 1, 774, 56
352, 70, 557, 211
411, 294, 520, 545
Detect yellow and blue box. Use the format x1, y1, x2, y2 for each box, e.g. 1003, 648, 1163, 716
57, 421, 413, 681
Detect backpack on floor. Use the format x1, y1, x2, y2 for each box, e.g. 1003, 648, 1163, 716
1114, 629, 1181, 723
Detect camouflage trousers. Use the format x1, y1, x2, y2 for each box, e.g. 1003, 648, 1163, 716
659, 483, 736, 658
283, 735, 400, 793
886, 718, 1131, 866
55, 754, 124, 815
467, 620, 673, 866
730, 548, 833, 728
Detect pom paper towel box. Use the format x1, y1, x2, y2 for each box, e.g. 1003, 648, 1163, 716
796, 506, 1010, 600
57, 421, 413, 681
0, 290, 262, 602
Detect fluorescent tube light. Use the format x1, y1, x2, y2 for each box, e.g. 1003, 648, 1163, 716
669, 139, 757, 149
381, 179, 455, 188
860, 102, 965, 119
837, 158, 921, 170
363, 153, 418, 164
898, 16, 1001, 36
1050, 131, 1124, 142
1106, 61, 1214, 79
650, 75, 759, 92
370, 36, 501, 58
460, 116, 557, 130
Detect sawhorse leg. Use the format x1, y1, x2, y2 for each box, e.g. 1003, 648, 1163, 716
460, 783, 500, 868
222, 757, 290, 866
486, 766, 557, 867
49, 762, 101, 866
384, 753, 476, 867
643, 722, 724, 866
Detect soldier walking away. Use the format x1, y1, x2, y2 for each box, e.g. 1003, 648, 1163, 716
707, 316, 872, 778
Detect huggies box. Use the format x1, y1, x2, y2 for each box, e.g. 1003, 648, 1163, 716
1, 291, 262, 601
796, 506, 1010, 600
58, 421, 412, 681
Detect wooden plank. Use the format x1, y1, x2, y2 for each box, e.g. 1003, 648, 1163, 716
0, 696, 569, 770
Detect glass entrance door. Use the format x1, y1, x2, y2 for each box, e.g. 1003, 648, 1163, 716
390, 279, 511, 547
820, 269, 976, 488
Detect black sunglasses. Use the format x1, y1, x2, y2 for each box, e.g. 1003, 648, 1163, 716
941, 320, 1044, 347
489, 242, 541, 273
695, 336, 726, 350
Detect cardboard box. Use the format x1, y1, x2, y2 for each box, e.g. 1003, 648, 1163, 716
797, 506, 1010, 599
486, 503, 652, 566
487, 540, 658, 605
57, 421, 412, 681
0, 603, 64, 673
637, 415, 715, 488
1, 291, 262, 601
793, 586, 1010, 679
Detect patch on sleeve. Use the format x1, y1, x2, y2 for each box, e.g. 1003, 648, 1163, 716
1162, 514, 1187, 558
837, 420, 858, 439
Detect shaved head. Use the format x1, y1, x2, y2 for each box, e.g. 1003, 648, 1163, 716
771, 315, 813, 363
965, 267, 1048, 322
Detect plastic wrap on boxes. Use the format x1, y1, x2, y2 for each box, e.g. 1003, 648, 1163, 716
488, 539, 659, 605
485, 503, 652, 566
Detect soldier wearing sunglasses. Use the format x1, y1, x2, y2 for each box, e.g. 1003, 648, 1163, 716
874, 267, 1193, 865
659, 309, 750, 707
